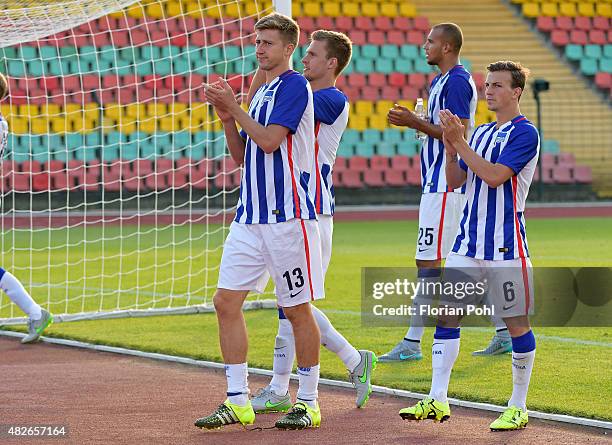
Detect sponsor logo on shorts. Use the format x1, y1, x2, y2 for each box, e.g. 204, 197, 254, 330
290, 289, 304, 298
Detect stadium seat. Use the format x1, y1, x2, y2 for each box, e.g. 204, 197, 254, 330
573, 165, 593, 183
537, 16, 555, 32
363, 170, 385, 187
385, 169, 408, 187
338, 171, 363, 188
574, 16, 591, 31
370, 155, 390, 171
552, 165, 573, 184
559, 2, 577, 17
348, 156, 369, 173
570, 30, 588, 45
551, 30, 569, 46
589, 30, 607, 45
522, 3, 540, 18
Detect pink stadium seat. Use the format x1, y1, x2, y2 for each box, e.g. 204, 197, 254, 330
407, 31, 425, 46
93, 32, 110, 47
342, 86, 360, 103
385, 170, 408, 187
374, 17, 393, 31
400, 85, 420, 100
102, 76, 119, 89
368, 30, 385, 45
381, 86, 400, 101
168, 170, 189, 189
370, 155, 390, 171
335, 75, 347, 88
556, 152, 576, 167
589, 30, 606, 45
595, 72, 611, 89
143, 75, 163, 90
124, 176, 144, 192
348, 156, 368, 173
108, 29, 129, 47
574, 16, 591, 31
389, 73, 406, 87
334, 17, 353, 33
9, 172, 30, 192
391, 17, 409, 31
363, 170, 385, 187
569, 30, 588, 45
41, 77, 60, 91
306, 17, 322, 32
63, 76, 81, 92
368, 73, 386, 88
406, 166, 421, 186
573, 165, 593, 184
387, 30, 406, 46
355, 17, 373, 31
21, 160, 42, 173
413, 17, 430, 32
339, 171, 363, 188
551, 30, 569, 46
334, 157, 348, 173
189, 31, 206, 47
552, 165, 573, 184
391, 155, 411, 170
132, 159, 153, 176
348, 30, 366, 45
360, 86, 380, 101
97, 16, 116, 32
593, 17, 609, 30
534, 166, 553, 183
541, 152, 556, 168
408, 73, 426, 89
555, 16, 574, 31
537, 16, 555, 32
81, 75, 100, 90
348, 73, 366, 88
299, 31, 308, 45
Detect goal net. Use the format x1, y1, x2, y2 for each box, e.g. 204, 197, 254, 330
0, 0, 278, 324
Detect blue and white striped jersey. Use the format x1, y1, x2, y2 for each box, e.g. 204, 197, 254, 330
312, 87, 349, 216
0, 115, 8, 160
235, 70, 317, 224
421, 64, 478, 194
452, 115, 540, 260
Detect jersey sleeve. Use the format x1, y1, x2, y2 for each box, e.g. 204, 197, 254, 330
458, 125, 480, 172
496, 125, 539, 174
444, 76, 473, 120
314, 90, 346, 125
267, 75, 309, 134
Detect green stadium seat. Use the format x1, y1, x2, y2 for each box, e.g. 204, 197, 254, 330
374, 59, 394, 74
97, 46, 116, 62
121, 141, 139, 160
39, 46, 58, 61
580, 58, 598, 76
140, 138, 159, 159
7, 60, 26, 77
400, 45, 419, 60
203, 46, 222, 62
601, 58, 612, 73
186, 145, 205, 160
402, 129, 417, 141
153, 59, 172, 76
414, 58, 433, 74
383, 129, 403, 145
86, 133, 102, 147
381, 45, 400, 59
337, 143, 354, 158
354, 142, 375, 157
1, 47, 17, 59
584, 44, 602, 59
100, 145, 119, 161
173, 131, 191, 149
27, 60, 45, 76
141, 45, 162, 62
342, 129, 360, 146
394, 59, 414, 74
18, 46, 37, 60
135, 61, 153, 76
355, 58, 374, 73
173, 57, 190, 74
604, 45, 612, 59
362, 129, 382, 145
397, 141, 418, 156
361, 45, 379, 60
541, 139, 560, 153
160, 45, 181, 59
376, 142, 396, 156
565, 44, 583, 61
224, 46, 241, 61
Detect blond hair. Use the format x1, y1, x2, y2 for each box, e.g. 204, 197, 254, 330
311, 30, 353, 76
254, 13, 299, 47
0, 72, 8, 101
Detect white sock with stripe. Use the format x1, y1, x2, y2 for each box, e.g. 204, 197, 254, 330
429, 327, 460, 403
296, 364, 319, 409
270, 316, 295, 396
0, 269, 42, 320
508, 330, 536, 411
312, 305, 361, 372
405, 268, 441, 341
225, 362, 249, 406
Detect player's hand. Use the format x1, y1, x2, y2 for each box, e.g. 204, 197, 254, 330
203, 79, 240, 115
439, 109, 465, 145
387, 104, 421, 128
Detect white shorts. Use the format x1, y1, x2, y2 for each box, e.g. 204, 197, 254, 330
444, 252, 534, 319
318, 214, 333, 276
218, 219, 325, 307
415, 192, 466, 261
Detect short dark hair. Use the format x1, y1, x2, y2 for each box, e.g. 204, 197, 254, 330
254, 13, 299, 47
432, 23, 463, 53
0, 72, 8, 102
310, 30, 353, 76
487, 60, 531, 90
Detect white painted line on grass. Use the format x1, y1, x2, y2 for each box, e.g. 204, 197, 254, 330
1, 330, 610, 431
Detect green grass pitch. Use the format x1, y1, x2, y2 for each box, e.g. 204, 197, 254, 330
2, 217, 611, 420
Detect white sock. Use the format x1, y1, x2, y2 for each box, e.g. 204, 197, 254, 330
296, 364, 319, 409
270, 318, 295, 396
508, 351, 536, 411
492, 317, 511, 339
429, 337, 460, 403
225, 363, 249, 406
312, 305, 361, 372
405, 272, 440, 341
0, 269, 42, 319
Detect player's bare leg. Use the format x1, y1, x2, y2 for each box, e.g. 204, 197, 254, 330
195, 289, 255, 429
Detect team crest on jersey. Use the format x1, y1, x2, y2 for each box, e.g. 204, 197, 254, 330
495, 131, 508, 143
262, 90, 274, 102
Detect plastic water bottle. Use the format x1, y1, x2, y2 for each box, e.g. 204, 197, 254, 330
415, 98, 427, 141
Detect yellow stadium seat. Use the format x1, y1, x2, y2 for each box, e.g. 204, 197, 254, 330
596, 3, 612, 18
375, 100, 394, 114
349, 115, 368, 131
72, 118, 95, 132
380, 3, 399, 17
18, 104, 38, 118
361, 3, 380, 17
0, 104, 11, 116
399, 3, 417, 17
40, 104, 60, 117
302, 2, 322, 17
166, 1, 184, 17
108, 10, 123, 19
50, 117, 67, 134
559, 2, 577, 16
540, 2, 558, 16
185, 1, 200, 18
397, 100, 415, 110
211, 118, 223, 131
126, 3, 145, 19
126, 104, 145, 119
104, 104, 122, 120
577, 2, 595, 17
368, 115, 388, 130
225, 2, 241, 18
138, 117, 157, 134
159, 116, 177, 132
84, 104, 98, 120
355, 100, 374, 116
522, 2, 540, 18
146, 103, 167, 118
322, 2, 341, 17
170, 103, 187, 114
10, 117, 28, 134
341, 2, 360, 17
118, 117, 137, 134
30, 118, 48, 134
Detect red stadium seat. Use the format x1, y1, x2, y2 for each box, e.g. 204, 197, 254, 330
370, 155, 390, 171
569, 30, 588, 45
393, 17, 412, 31
132, 159, 153, 176
342, 86, 360, 103
355, 17, 373, 31
334, 17, 353, 33
363, 170, 385, 187
589, 30, 606, 45
389, 73, 406, 87
81, 75, 100, 91
551, 30, 569, 46
360, 86, 379, 101
541, 152, 556, 168
593, 17, 609, 31
348, 73, 367, 88
374, 16, 393, 31
63, 76, 81, 92
380, 86, 400, 101
413, 17, 430, 32
595, 72, 611, 89
9, 172, 30, 192
406, 166, 421, 186
21, 160, 42, 173
334, 157, 349, 173
31, 173, 50, 191
336, 75, 347, 88
555, 16, 574, 31
407, 31, 425, 46
400, 85, 420, 100
387, 30, 407, 46
368, 73, 386, 88
368, 30, 385, 45
408, 73, 426, 89
348, 156, 368, 173
391, 155, 411, 170
385, 169, 408, 186
339, 171, 363, 188
537, 16, 555, 32
573, 165, 593, 184
348, 30, 366, 45
298, 17, 315, 32
574, 16, 591, 31
40, 76, 60, 91
556, 152, 576, 167
552, 165, 573, 184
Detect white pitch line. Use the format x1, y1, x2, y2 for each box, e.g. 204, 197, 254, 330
1, 330, 610, 431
